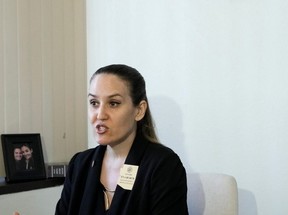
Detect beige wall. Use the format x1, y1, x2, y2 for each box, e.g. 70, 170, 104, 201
0, 0, 87, 176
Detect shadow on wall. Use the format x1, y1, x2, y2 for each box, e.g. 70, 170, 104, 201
149, 96, 258, 215
238, 189, 258, 215
149, 95, 192, 172
149, 96, 204, 214
186, 173, 205, 215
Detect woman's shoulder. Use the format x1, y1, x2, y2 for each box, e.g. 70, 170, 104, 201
75, 147, 96, 157
145, 142, 180, 162
139, 142, 186, 177
147, 142, 174, 153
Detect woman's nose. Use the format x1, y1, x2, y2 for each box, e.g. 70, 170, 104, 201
97, 105, 108, 120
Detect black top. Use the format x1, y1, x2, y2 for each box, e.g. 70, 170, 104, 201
55, 134, 188, 215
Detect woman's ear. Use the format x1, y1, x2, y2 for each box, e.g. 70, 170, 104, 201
135, 100, 147, 121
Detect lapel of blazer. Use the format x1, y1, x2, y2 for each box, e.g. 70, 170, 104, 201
108, 134, 149, 214
79, 145, 107, 214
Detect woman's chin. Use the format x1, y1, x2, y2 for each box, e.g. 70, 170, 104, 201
95, 138, 109, 146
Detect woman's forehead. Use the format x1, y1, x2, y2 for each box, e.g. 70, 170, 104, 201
89, 74, 130, 95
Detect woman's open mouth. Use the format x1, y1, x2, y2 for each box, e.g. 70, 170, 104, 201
96, 124, 108, 134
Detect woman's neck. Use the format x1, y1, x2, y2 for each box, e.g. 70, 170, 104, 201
106, 131, 136, 160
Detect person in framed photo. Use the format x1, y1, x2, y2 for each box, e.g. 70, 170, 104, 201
21, 143, 35, 170
13, 146, 25, 171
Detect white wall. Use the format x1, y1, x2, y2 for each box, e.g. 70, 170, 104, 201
87, 1, 288, 215
0, 186, 63, 214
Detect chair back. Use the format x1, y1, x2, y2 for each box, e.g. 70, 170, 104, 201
187, 173, 238, 215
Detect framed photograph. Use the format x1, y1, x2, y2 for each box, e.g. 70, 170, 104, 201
1, 133, 46, 182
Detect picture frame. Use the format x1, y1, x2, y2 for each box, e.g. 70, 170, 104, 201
1, 133, 46, 182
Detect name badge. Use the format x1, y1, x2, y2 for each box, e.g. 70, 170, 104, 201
117, 164, 139, 190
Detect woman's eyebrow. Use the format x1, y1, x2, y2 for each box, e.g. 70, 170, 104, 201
108, 93, 123, 98
87, 93, 123, 98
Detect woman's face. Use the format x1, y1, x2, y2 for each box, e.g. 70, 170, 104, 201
14, 148, 23, 161
21, 146, 33, 160
88, 74, 146, 147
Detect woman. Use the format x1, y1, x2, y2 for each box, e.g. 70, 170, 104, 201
55, 64, 188, 214
13, 147, 24, 171
21, 143, 35, 170
14, 147, 23, 161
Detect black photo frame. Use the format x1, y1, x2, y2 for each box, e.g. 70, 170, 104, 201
1, 133, 46, 182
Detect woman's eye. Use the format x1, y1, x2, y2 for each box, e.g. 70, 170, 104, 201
110, 101, 120, 107
89, 100, 98, 106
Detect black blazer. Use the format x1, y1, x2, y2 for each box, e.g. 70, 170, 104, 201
55, 134, 188, 215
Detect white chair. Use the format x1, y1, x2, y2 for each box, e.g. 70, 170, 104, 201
187, 173, 238, 215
